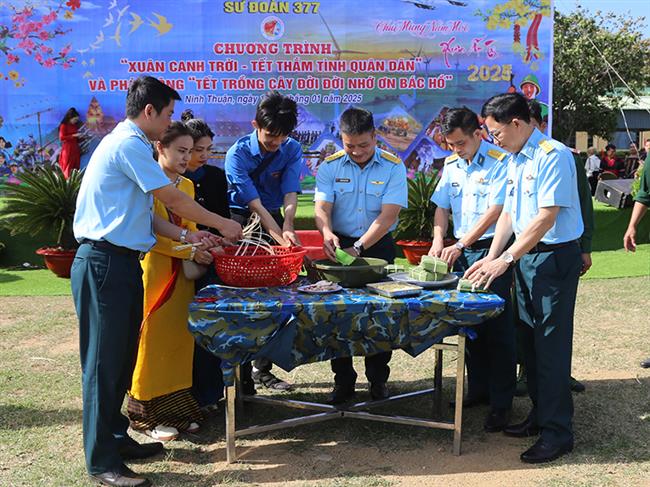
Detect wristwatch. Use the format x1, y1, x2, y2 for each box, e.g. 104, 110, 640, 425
353, 240, 364, 256
454, 241, 465, 251
179, 228, 189, 244
500, 251, 515, 267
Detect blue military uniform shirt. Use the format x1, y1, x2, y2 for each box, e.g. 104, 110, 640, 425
225, 131, 302, 211
503, 128, 584, 244
314, 148, 408, 238
73, 119, 171, 252
431, 139, 508, 240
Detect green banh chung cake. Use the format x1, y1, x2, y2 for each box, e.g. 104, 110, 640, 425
408, 266, 445, 282
420, 255, 448, 274
456, 278, 490, 293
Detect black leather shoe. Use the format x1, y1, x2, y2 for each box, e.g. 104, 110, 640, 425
484, 408, 510, 432
90, 466, 151, 486
369, 383, 389, 400
118, 440, 164, 460
520, 438, 573, 464
449, 394, 489, 408
328, 384, 356, 404
641, 357, 650, 368
570, 376, 586, 393
252, 370, 293, 391
503, 417, 540, 438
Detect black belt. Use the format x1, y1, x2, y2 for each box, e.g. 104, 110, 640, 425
465, 238, 493, 251
528, 240, 578, 254
80, 239, 143, 258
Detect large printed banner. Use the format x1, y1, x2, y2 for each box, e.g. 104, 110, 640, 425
0, 0, 553, 184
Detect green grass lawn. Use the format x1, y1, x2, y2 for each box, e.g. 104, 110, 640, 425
0, 268, 72, 296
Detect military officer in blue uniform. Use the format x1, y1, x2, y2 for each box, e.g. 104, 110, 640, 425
467, 93, 583, 464
315, 107, 408, 404
429, 107, 515, 432
72, 76, 242, 487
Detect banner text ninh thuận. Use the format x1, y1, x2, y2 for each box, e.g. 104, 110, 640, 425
0, 0, 553, 184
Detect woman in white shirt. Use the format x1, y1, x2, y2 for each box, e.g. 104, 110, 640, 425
585, 147, 601, 195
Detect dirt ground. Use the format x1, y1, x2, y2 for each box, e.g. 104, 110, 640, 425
1, 277, 649, 486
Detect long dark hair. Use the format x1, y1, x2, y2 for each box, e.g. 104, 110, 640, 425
60, 108, 81, 126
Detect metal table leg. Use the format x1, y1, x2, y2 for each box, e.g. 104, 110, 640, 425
234, 364, 244, 409
453, 334, 466, 456
225, 385, 237, 463
432, 347, 444, 417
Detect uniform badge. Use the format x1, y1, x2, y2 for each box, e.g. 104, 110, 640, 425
539, 140, 555, 154
477, 154, 485, 166
451, 182, 460, 187
335, 178, 351, 183
507, 179, 513, 184
370, 180, 385, 185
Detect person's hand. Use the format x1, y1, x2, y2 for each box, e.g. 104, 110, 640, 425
217, 219, 243, 243
282, 228, 301, 247
464, 256, 490, 279
193, 249, 213, 265
428, 238, 444, 258
623, 226, 637, 252
580, 253, 592, 276
322, 230, 340, 262
466, 257, 509, 290
440, 244, 462, 268
187, 230, 221, 248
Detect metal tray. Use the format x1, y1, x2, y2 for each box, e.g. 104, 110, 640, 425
366, 282, 423, 297
388, 272, 459, 289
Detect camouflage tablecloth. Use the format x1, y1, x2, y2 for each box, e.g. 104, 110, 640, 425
188, 280, 505, 386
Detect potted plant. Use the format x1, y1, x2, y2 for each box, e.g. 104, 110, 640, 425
0, 165, 82, 278
395, 172, 440, 265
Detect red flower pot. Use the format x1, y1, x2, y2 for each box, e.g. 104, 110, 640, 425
396, 240, 432, 265
36, 247, 77, 278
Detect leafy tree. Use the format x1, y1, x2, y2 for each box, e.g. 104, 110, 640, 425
552, 8, 650, 145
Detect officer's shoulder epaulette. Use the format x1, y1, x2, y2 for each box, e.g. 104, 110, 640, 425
444, 153, 459, 164
324, 150, 345, 163
379, 149, 402, 164
487, 148, 507, 162
539, 139, 556, 154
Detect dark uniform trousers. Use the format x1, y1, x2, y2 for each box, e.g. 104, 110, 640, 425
330, 233, 396, 387
71, 243, 144, 475
515, 242, 581, 446
455, 246, 516, 410
230, 208, 284, 380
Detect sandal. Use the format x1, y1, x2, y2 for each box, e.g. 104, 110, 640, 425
145, 425, 179, 442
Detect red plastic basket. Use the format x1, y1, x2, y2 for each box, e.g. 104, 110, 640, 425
212, 246, 307, 287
